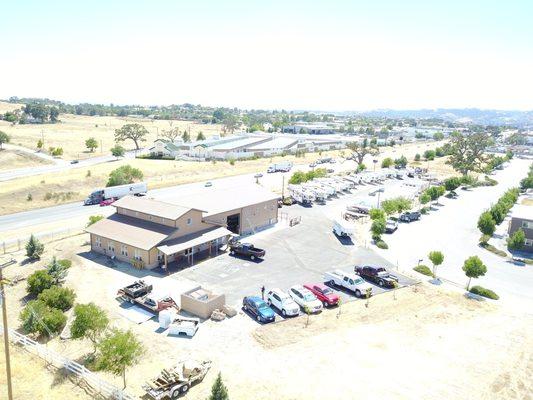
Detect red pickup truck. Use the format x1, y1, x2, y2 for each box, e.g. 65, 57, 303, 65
303, 283, 339, 307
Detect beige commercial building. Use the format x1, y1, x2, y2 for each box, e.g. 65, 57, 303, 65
86, 185, 279, 270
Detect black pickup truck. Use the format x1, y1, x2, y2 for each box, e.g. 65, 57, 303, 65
399, 211, 421, 223
229, 242, 265, 260
354, 265, 399, 288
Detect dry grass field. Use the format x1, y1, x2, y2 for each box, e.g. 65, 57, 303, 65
1, 235, 531, 400
0, 149, 52, 171
0, 141, 452, 216
0, 101, 223, 160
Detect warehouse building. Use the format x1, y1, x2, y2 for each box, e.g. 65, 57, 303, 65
85, 185, 279, 270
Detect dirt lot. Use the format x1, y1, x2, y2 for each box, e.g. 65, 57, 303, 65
0, 149, 52, 171
0, 140, 450, 216
0, 102, 223, 160
1, 234, 531, 400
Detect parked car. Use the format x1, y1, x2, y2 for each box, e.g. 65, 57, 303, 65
229, 241, 265, 260
385, 219, 398, 233
266, 288, 300, 317
446, 190, 458, 199
70, 159, 79, 164
327, 168, 335, 173
399, 211, 421, 223
99, 197, 117, 206
303, 283, 339, 307
323, 270, 373, 298
204, 181, 213, 187
242, 296, 275, 323
254, 173, 263, 178
355, 265, 399, 288
288, 285, 322, 313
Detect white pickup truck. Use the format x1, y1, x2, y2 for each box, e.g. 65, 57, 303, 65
324, 270, 373, 298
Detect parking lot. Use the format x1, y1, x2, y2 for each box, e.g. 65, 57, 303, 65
174, 175, 418, 316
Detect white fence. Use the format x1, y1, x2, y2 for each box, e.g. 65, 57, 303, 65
1, 326, 135, 400
1, 227, 82, 254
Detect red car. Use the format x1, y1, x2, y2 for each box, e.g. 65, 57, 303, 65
303, 283, 339, 307
99, 197, 117, 206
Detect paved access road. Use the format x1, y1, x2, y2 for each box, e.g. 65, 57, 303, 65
377, 158, 533, 303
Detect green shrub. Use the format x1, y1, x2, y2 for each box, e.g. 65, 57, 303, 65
480, 242, 507, 257
27, 270, 54, 296
107, 165, 143, 187
507, 229, 525, 251
413, 264, 433, 276
376, 240, 388, 249
369, 208, 386, 221
469, 286, 499, 300
38, 286, 76, 311
420, 207, 429, 214
477, 211, 496, 236
19, 300, 67, 337
414, 153, 421, 161
479, 234, 491, 244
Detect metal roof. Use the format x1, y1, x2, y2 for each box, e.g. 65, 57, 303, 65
512, 204, 533, 221
157, 226, 233, 255
113, 196, 203, 220
85, 213, 175, 250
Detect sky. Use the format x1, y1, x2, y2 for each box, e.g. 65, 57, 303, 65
1, 0, 532, 111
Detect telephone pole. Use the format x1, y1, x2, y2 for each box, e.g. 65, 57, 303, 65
1, 258, 16, 400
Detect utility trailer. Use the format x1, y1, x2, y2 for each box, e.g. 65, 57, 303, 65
159, 310, 200, 337
143, 360, 212, 400
117, 280, 178, 313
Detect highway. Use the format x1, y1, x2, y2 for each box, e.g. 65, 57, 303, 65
0, 158, 359, 238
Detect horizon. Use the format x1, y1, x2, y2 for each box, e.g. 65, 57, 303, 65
1, 0, 532, 111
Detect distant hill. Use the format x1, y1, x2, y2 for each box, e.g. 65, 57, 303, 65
350, 108, 533, 127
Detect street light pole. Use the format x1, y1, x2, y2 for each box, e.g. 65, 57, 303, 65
1, 258, 16, 400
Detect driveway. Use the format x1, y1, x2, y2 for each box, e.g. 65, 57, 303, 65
375, 158, 533, 303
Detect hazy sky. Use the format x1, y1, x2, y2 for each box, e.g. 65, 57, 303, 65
1, 0, 532, 110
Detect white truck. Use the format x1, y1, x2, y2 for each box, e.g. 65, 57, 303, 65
84, 182, 147, 205
267, 161, 293, 173
332, 219, 355, 238
323, 269, 373, 297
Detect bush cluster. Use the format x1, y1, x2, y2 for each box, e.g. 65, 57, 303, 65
413, 264, 433, 276
520, 163, 533, 190
469, 285, 499, 300
289, 168, 327, 184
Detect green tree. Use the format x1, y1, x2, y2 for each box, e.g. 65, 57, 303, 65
209, 372, 229, 400
370, 219, 386, 240
346, 140, 378, 167
423, 149, 436, 161
37, 139, 44, 150
507, 229, 525, 251
196, 131, 206, 141
381, 157, 393, 168
26, 270, 54, 296
369, 208, 386, 221
85, 137, 98, 152
428, 250, 444, 278
419, 192, 431, 206
19, 300, 67, 337
447, 131, 491, 175
477, 211, 496, 236
114, 123, 148, 150
25, 234, 44, 260
489, 203, 507, 225
87, 215, 104, 227
110, 144, 125, 157
182, 130, 191, 143
96, 329, 144, 389
107, 165, 143, 187
357, 163, 367, 172
433, 132, 445, 141
289, 171, 306, 185
394, 155, 408, 168
71, 303, 109, 353
46, 256, 69, 285
444, 177, 461, 192
462, 256, 487, 290
414, 153, 421, 162
381, 199, 397, 216
0, 131, 10, 149
38, 286, 76, 311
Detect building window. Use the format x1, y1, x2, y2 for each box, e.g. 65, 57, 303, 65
134, 249, 142, 261
525, 239, 533, 247
157, 251, 163, 261
95, 236, 101, 247
135, 211, 139, 217
108, 241, 115, 252
184, 248, 192, 256
521, 221, 533, 229
187, 218, 192, 226
121, 244, 128, 257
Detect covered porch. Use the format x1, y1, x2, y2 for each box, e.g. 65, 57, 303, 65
156, 226, 234, 274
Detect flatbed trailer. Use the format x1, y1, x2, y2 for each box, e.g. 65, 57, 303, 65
143, 360, 212, 400
117, 280, 178, 313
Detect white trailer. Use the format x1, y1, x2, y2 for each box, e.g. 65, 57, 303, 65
267, 161, 293, 173
332, 219, 355, 237
159, 310, 200, 337
84, 182, 147, 205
